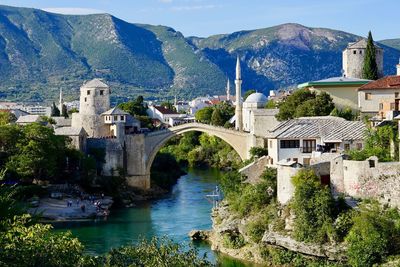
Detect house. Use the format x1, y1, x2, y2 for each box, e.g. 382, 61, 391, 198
147, 105, 182, 126
15, 114, 42, 125
101, 107, 140, 138
266, 116, 366, 166
54, 127, 87, 151
298, 76, 370, 110
358, 74, 400, 118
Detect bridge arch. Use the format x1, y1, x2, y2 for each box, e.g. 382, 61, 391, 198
144, 123, 252, 175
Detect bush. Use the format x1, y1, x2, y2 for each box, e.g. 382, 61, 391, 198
222, 233, 245, 249
246, 213, 270, 243
291, 169, 335, 244
345, 202, 400, 267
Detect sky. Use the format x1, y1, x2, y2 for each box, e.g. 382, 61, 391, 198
0, 0, 399, 40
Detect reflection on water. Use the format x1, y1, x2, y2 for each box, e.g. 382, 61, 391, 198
53, 168, 254, 266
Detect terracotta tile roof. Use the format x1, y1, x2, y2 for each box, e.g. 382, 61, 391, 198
154, 106, 179, 115
358, 75, 400, 90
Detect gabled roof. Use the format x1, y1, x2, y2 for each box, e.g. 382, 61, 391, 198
153, 105, 179, 115
54, 127, 87, 136
82, 78, 109, 88
346, 39, 382, 49
101, 107, 129, 116
16, 115, 41, 123
358, 75, 400, 90
52, 117, 72, 127
298, 76, 370, 88
266, 116, 366, 141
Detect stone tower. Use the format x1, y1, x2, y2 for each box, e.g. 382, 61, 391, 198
235, 56, 243, 131
342, 39, 384, 79
71, 79, 111, 137
226, 78, 230, 101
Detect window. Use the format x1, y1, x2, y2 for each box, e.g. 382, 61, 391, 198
280, 140, 300, 149
379, 103, 383, 110
100, 90, 104, 95
114, 115, 117, 121
302, 139, 316, 153
396, 92, 399, 98
391, 103, 396, 110
359, 50, 362, 54
369, 160, 375, 168
365, 93, 372, 100
87, 90, 90, 95
84, 97, 87, 102
120, 115, 124, 120
353, 50, 356, 54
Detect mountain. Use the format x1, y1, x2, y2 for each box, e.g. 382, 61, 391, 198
0, 5, 399, 104
380, 38, 400, 51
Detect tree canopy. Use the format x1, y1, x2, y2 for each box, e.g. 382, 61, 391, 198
362, 31, 379, 80
243, 89, 256, 100
275, 89, 335, 121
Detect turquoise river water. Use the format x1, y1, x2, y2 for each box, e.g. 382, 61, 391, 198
54, 168, 257, 266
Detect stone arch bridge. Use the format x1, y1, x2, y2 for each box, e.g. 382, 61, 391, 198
123, 123, 256, 189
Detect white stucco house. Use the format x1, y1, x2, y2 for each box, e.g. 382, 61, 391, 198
147, 105, 182, 126
266, 116, 366, 166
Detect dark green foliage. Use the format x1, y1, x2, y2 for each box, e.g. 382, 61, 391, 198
330, 107, 357, 121
61, 104, 68, 118
243, 89, 256, 100
211, 108, 224, 126
151, 152, 185, 189
195, 106, 214, 124
159, 101, 175, 111
348, 125, 397, 162
346, 202, 400, 267
118, 96, 148, 116
265, 100, 277, 109
0, 215, 85, 267
249, 146, 268, 159
276, 89, 335, 121
291, 169, 335, 244
222, 233, 245, 249
221, 168, 277, 217
0, 111, 16, 125
51, 102, 60, 117
362, 31, 379, 80
105, 237, 212, 266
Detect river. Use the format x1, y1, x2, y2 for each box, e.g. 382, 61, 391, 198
54, 168, 255, 266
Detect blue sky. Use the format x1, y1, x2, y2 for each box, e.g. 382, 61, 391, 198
0, 0, 399, 40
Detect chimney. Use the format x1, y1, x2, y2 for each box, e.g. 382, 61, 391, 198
397, 58, 400, 76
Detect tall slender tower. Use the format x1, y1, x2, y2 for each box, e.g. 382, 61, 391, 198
58, 88, 63, 112
226, 78, 230, 101
235, 56, 243, 131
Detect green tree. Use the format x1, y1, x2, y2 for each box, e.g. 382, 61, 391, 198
211, 108, 224, 126
195, 106, 214, 123
118, 96, 148, 116
291, 169, 335, 244
265, 100, 277, 109
276, 89, 335, 121
362, 31, 379, 80
159, 101, 175, 111
330, 107, 357, 121
346, 202, 400, 267
61, 104, 68, 118
51, 102, 60, 117
0, 111, 16, 125
244, 89, 256, 100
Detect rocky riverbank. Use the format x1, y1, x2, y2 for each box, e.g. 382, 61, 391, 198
196, 201, 348, 265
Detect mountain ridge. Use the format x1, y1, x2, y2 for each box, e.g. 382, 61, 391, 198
0, 5, 399, 103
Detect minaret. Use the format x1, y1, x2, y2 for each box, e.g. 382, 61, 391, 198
235, 56, 243, 131
226, 78, 231, 101
397, 58, 400, 76
58, 88, 63, 112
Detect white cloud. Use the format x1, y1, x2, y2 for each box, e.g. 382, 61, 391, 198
42, 7, 105, 15
170, 4, 218, 11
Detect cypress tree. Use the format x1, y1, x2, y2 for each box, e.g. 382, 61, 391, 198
362, 31, 379, 80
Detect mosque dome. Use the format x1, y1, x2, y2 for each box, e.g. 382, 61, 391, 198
244, 92, 267, 104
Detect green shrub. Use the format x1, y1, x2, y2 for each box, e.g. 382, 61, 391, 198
222, 233, 245, 249
246, 215, 269, 243
291, 169, 335, 244
345, 202, 400, 267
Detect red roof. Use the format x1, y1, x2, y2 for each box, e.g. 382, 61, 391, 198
358, 75, 400, 90
154, 106, 179, 115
